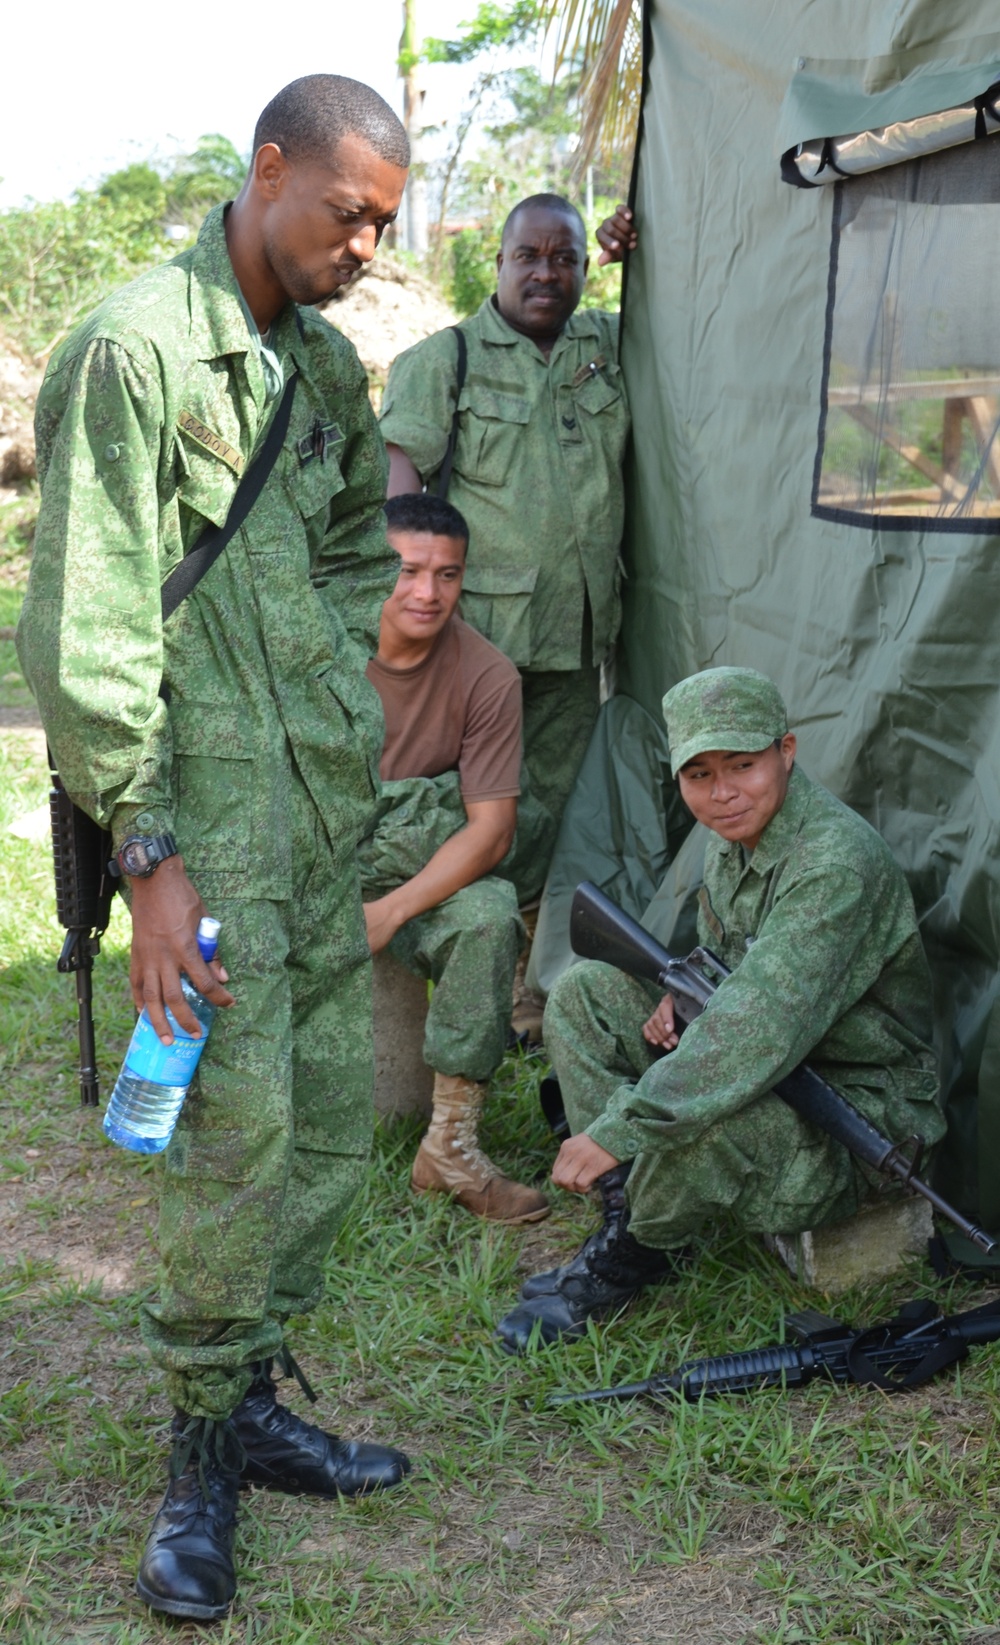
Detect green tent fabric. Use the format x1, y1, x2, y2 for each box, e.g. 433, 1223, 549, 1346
540, 0, 1000, 1233
527, 695, 693, 992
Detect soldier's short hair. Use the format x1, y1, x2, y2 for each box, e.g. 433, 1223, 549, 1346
384, 492, 469, 551
501, 193, 586, 248
253, 76, 410, 171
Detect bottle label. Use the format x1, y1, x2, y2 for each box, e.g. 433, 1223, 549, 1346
124, 1009, 207, 1086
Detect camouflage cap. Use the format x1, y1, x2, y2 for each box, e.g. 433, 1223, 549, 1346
662, 667, 788, 776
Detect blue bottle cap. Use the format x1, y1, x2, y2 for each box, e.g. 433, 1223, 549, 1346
197, 916, 222, 963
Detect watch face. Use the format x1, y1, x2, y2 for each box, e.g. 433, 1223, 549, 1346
121, 839, 153, 876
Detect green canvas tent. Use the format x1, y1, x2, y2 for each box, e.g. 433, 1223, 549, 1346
540, 0, 1000, 1239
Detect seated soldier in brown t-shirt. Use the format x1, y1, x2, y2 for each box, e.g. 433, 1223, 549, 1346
360, 492, 549, 1224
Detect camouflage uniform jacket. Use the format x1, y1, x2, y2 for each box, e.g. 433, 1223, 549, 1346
378, 299, 629, 672
18, 205, 398, 898
586, 766, 945, 1164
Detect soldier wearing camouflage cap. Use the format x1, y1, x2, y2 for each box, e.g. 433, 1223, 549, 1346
496, 666, 945, 1352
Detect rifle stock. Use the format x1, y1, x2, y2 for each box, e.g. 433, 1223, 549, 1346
49, 762, 116, 1107
569, 881, 996, 1256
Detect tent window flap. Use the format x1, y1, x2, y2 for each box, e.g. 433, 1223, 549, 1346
783, 82, 1000, 187
813, 141, 1000, 533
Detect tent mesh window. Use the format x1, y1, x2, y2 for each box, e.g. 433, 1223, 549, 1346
813, 139, 1000, 533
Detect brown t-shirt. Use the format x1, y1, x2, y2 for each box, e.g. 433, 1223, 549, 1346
367, 616, 522, 802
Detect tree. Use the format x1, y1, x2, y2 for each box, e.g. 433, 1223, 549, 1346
536, 0, 642, 182
422, 4, 628, 313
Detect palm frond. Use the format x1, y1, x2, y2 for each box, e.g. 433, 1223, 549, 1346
537, 0, 643, 175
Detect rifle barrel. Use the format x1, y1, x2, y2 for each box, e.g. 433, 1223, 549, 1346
569, 882, 997, 1256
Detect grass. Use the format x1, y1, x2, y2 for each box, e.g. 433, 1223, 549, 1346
4, 650, 1000, 1642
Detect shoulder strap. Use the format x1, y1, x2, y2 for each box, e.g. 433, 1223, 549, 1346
431, 327, 468, 500
161, 370, 299, 621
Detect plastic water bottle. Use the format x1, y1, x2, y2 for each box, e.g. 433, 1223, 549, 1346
103, 916, 222, 1154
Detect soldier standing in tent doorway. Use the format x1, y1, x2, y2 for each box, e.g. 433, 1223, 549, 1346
379, 197, 636, 1039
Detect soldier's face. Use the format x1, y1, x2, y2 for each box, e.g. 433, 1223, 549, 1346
382, 529, 466, 646
258, 134, 407, 306
496, 206, 588, 340
678, 735, 798, 853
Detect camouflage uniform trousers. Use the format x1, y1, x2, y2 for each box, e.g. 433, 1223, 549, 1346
545, 961, 860, 1252
140, 773, 375, 1422
520, 666, 602, 886
358, 775, 523, 1080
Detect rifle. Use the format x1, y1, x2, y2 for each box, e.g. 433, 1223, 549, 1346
569, 881, 997, 1257
549, 1295, 1000, 1404
49, 761, 117, 1106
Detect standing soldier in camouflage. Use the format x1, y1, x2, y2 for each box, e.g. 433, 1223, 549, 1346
496, 668, 946, 1352
379, 195, 632, 1035
18, 76, 412, 1622
362, 492, 549, 1224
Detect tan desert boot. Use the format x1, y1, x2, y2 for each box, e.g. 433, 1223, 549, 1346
411, 1073, 550, 1224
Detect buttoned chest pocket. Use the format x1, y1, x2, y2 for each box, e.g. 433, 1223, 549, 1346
574, 365, 629, 455
460, 563, 539, 667
284, 423, 348, 555
174, 436, 240, 547
455, 387, 530, 487
171, 702, 252, 874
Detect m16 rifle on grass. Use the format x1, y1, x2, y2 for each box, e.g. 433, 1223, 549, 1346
48, 760, 116, 1106
550, 1295, 1000, 1404
569, 881, 996, 1256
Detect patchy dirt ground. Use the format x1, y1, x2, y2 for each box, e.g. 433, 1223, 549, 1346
321, 253, 457, 409
0, 328, 39, 483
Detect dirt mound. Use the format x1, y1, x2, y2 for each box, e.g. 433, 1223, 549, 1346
0, 329, 40, 483
321, 254, 457, 407
0, 257, 454, 477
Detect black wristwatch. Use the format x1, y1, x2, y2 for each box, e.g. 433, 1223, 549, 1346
112, 833, 179, 879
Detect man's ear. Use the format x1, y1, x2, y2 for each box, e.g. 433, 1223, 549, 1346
253, 143, 289, 201
780, 731, 797, 768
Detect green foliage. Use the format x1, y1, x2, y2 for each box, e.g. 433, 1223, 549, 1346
0, 189, 169, 360
164, 134, 247, 225
0, 137, 248, 360
424, 0, 544, 64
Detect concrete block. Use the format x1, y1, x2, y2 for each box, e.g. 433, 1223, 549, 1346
372, 949, 433, 1121
769, 1195, 934, 1295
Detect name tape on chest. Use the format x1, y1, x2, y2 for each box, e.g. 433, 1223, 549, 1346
177, 411, 245, 476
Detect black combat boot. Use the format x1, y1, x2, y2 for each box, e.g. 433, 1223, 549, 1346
519, 1163, 632, 1300
495, 1164, 686, 1354
231, 1354, 411, 1499
135, 1414, 241, 1621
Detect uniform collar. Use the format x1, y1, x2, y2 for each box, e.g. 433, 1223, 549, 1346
188, 205, 256, 363
716, 763, 813, 875
188, 203, 315, 395
476, 294, 603, 347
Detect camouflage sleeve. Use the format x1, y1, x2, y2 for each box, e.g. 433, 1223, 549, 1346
378, 329, 459, 483
585, 862, 896, 1160
311, 348, 399, 659
16, 337, 175, 846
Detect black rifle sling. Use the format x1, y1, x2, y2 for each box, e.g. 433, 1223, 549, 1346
430, 327, 467, 500
161, 370, 298, 621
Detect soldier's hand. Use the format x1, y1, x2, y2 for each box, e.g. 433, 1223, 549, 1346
129, 857, 234, 1044
596, 203, 638, 266
642, 993, 679, 1050
363, 895, 406, 956
552, 1133, 620, 1193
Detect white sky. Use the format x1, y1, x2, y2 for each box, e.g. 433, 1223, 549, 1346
1, 1, 509, 209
